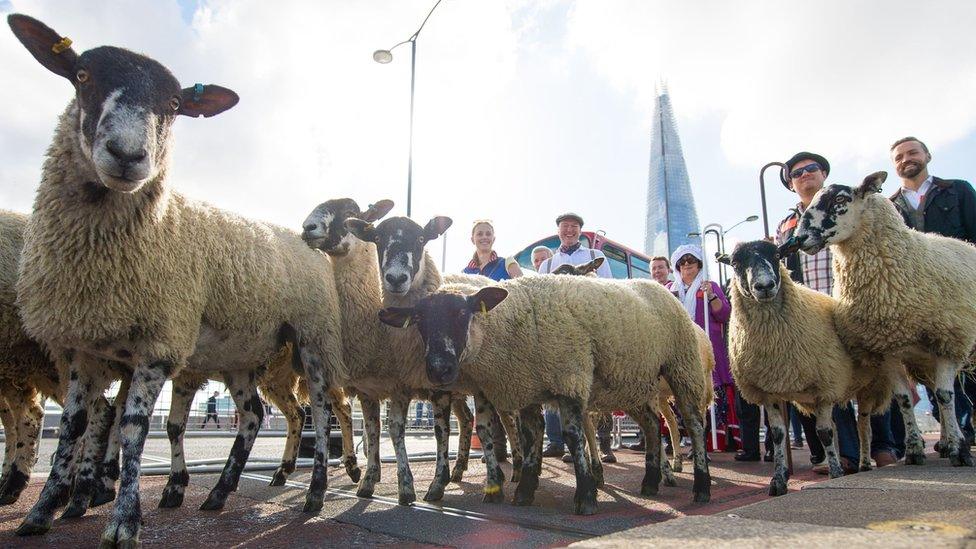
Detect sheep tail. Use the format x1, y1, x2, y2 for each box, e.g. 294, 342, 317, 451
277, 322, 305, 375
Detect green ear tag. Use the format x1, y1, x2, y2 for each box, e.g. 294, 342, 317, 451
402, 317, 410, 328
480, 302, 487, 314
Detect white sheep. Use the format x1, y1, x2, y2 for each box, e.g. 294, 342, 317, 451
717, 239, 923, 495
9, 14, 347, 545
379, 274, 712, 515
796, 171, 975, 467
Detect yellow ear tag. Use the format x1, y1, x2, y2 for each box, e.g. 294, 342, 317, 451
52, 37, 72, 54
402, 317, 410, 328
480, 302, 487, 314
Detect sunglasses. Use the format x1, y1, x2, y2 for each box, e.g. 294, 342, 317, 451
789, 163, 822, 179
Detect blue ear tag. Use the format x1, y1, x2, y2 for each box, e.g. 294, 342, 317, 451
192, 83, 204, 102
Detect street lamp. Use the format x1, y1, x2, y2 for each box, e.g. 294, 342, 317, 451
687, 215, 757, 287
759, 163, 788, 239
373, 0, 444, 218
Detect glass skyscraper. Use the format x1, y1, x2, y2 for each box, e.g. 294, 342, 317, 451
644, 87, 700, 258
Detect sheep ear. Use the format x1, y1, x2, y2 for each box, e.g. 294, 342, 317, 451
423, 216, 453, 241
344, 218, 377, 243
8, 14, 78, 80
361, 200, 394, 223
854, 171, 887, 199
467, 287, 508, 314
378, 307, 416, 328
776, 236, 804, 257
179, 84, 239, 118
715, 253, 731, 266
580, 257, 604, 275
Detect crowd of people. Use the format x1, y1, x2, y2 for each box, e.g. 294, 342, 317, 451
455, 135, 976, 471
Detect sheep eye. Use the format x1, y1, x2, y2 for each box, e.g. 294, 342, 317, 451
76, 69, 89, 83
417, 236, 426, 244
169, 97, 181, 111
834, 195, 849, 204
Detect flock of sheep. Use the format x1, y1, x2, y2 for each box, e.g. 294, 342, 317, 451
1, 12, 973, 549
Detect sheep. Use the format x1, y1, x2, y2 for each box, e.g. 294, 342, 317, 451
378, 274, 712, 515
343, 215, 528, 503
716, 239, 922, 495
9, 14, 347, 545
795, 171, 975, 468
551, 257, 716, 479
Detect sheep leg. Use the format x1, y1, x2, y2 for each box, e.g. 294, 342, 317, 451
0, 392, 17, 492
296, 348, 336, 514
17, 359, 111, 536
265, 380, 305, 486
662, 399, 683, 473
582, 413, 604, 487
388, 393, 417, 505
423, 391, 452, 502
92, 376, 130, 508
99, 360, 170, 548
512, 405, 543, 506
355, 396, 381, 498
200, 372, 264, 511
62, 395, 114, 518
767, 402, 790, 496
450, 396, 473, 482
675, 398, 710, 503
158, 377, 195, 508
329, 388, 361, 483
0, 387, 42, 505
630, 405, 664, 496
933, 362, 973, 467
475, 393, 505, 503
558, 397, 598, 515
500, 411, 523, 483
813, 403, 845, 478
892, 378, 926, 465
856, 409, 873, 472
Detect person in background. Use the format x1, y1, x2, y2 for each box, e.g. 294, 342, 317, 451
463, 220, 523, 280
538, 213, 615, 462
775, 151, 860, 474
201, 391, 220, 429
889, 136, 976, 452
669, 244, 734, 453
531, 246, 553, 272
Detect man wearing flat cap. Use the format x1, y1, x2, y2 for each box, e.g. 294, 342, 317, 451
538, 212, 614, 461
770, 151, 861, 474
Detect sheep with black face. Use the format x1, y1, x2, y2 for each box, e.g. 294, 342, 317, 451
795, 171, 976, 468
9, 14, 347, 546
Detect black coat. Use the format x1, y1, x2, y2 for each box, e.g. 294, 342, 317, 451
890, 177, 976, 244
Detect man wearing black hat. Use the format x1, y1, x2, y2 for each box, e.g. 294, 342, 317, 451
764, 152, 860, 474
538, 212, 615, 461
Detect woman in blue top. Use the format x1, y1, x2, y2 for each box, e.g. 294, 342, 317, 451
463, 219, 522, 281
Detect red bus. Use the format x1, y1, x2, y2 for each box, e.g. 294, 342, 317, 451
511, 231, 653, 280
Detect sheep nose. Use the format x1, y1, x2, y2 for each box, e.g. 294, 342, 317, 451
753, 279, 775, 292
303, 223, 319, 233
106, 139, 147, 165
386, 273, 408, 286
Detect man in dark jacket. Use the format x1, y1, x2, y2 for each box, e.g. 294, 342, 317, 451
889, 136, 976, 448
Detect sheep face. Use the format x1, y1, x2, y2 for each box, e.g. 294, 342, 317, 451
8, 14, 238, 193
345, 216, 452, 295
378, 287, 508, 386
303, 199, 393, 256
796, 172, 888, 254
551, 257, 604, 276
725, 241, 783, 302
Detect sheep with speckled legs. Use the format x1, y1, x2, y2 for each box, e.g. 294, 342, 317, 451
796, 171, 976, 468
9, 15, 347, 546
380, 274, 712, 515
717, 239, 923, 495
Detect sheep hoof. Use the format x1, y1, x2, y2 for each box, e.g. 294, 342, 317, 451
347, 466, 362, 484
511, 469, 522, 483
574, 497, 598, 516
640, 483, 659, 496
100, 518, 140, 549
423, 483, 445, 502
859, 462, 873, 473
663, 472, 677, 487
904, 451, 925, 465
199, 492, 227, 511
355, 484, 375, 498
61, 500, 89, 519
950, 448, 974, 467
15, 518, 52, 537
158, 488, 185, 508
0, 491, 19, 506
482, 485, 505, 503
303, 493, 325, 514
449, 467, 466, 483
768, 478, 788, 497
269, 469, 288, 487
90, 486, 116, 508
398, 490, 416, 506
672, 459, 683, 473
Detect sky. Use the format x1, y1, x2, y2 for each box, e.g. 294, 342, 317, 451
5, 0, 973, 412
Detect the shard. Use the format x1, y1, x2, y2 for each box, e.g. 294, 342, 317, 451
644, 85, 700, 258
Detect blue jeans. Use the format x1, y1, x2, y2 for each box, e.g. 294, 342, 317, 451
871, 400, 906, 458
832, 402, 860, 463
544, 409, 563, 449
414, 401, 432, 426
789, 404, 804, 444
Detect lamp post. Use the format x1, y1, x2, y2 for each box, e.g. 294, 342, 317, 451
759, 162, 789, 239
373, 0, 444, 218
687, 215, 757, 287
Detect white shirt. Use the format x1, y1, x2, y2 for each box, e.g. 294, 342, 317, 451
901, 176, 933, 210
538, 245, 614, 278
